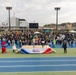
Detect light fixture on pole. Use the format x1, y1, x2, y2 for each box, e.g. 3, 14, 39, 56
55, 7, 60, 33
6, 7, 12, 31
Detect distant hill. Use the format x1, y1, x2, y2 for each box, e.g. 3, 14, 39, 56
43, 22, 76, 30
43, 22, 76, 27
43, 23, 55, 27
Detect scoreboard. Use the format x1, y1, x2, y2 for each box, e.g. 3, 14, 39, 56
29, 23, 39, 28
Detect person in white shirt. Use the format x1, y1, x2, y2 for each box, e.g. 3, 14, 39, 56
12, 40, 17, 52
32, 38, 36, 48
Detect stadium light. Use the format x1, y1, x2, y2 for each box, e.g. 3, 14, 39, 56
55, 7, 60, 33
6, 7, 12, 31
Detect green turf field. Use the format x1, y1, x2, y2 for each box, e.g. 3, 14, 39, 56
0, 48, 76, 58
0, 72, 76, 75
0, 48, 76, 75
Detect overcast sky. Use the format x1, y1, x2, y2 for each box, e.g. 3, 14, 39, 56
0, 0, 76, 26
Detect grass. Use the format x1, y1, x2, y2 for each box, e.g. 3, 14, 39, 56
0, 48, 76, 75
0, 48, 76, 58
0, 72, 76, 75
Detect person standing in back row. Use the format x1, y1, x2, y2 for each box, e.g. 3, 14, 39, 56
62, 39, 67, 53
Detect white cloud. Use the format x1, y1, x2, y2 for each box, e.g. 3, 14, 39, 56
0, 0, 76, 25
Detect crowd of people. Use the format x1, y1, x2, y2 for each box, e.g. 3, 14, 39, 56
0, 29, 76, 53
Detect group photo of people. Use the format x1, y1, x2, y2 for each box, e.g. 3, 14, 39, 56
0, 29, 76, 54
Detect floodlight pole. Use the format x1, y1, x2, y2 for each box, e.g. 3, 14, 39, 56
6, 7, 12, 31
55, 7, 60, 34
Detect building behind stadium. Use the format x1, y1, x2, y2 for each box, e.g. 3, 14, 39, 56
0, 17, 29, 30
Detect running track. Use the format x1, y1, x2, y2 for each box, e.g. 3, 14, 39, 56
0, 57, 76, 72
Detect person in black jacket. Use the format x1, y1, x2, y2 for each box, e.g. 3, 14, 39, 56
41, 38, 45, 48
62, 39, 67, 53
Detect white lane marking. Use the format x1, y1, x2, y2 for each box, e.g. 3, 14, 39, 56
1, 71, 76, 73
0, 71, 76, 73
0, 60, 76, 62
0, 64, 76, 67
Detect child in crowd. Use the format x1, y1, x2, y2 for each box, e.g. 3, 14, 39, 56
17, 40, 22, 51
41, 38, 45, 48
15, 40, 22, 53
32, 37, 36, 48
